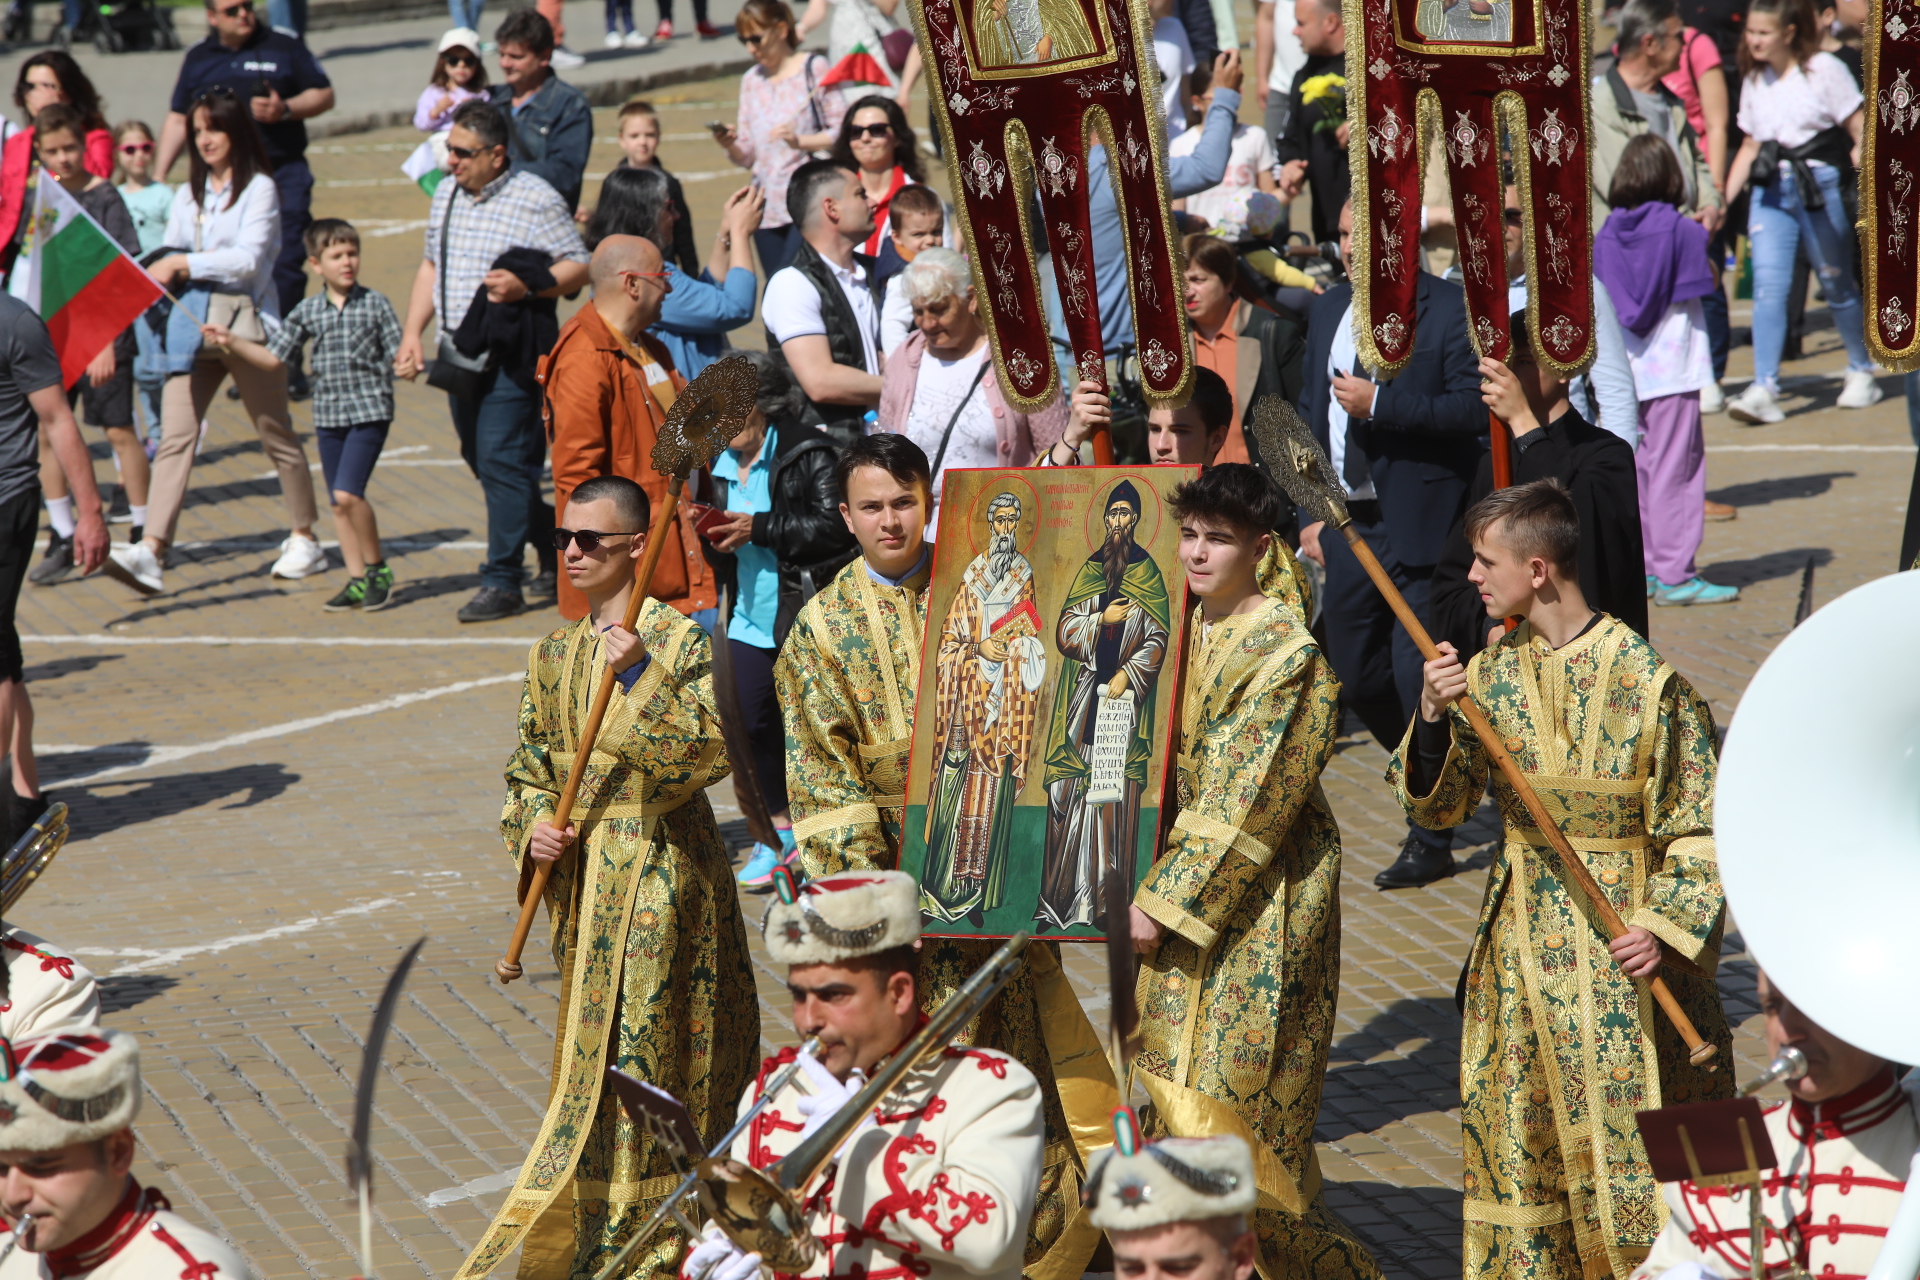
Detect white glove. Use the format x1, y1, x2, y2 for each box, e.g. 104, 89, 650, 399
792, 1049, 858, 1143
683, 1226, 762, 1280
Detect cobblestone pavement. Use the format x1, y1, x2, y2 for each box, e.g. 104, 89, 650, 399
6, 79, 1914, 1280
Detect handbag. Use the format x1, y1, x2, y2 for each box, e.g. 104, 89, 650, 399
426, 199, 492, 399
881, 27, 915, 74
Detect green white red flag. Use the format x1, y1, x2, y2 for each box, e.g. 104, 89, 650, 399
11, 171, 163, 387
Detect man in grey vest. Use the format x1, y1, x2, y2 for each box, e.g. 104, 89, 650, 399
761, 159, 882, 447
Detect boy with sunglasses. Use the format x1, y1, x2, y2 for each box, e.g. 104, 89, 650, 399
465, 471, 756, 1280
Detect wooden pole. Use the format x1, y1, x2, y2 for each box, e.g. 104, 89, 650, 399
1489, 410, 1519, 636
496, 478, 685, 984
1338, 524, 1717, 1066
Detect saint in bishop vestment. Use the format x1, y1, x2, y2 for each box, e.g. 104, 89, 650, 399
972, 0, 1098, 66
922, 493, 1048, 923
1035, 480, 1171, 931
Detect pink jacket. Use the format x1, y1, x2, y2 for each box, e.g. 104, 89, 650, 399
876, 330, 1068, 465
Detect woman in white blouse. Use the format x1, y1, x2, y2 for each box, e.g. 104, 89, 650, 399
103, 90, 320, 597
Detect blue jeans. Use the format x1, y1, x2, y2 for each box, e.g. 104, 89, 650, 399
1748, 162, 1870, 390
606, 0, 632, 30
449, 370, 552, 593
1906, 371, 1920, 447
448, 0, 484, 28
271, 160, 314, 321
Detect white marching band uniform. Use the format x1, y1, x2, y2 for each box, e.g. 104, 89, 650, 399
682, 872, 1043, 1280
1634, 1068, 1920, 1279
0, 1028, 255, 1280
0, 927, 98, 1041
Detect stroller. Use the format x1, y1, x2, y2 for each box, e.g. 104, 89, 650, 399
5, 0, 182, 52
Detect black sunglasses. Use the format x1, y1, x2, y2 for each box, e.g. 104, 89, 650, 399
552, 528, 636, 553
446, 141, 497, 160
212, 0, 252, 16
739, 30, 764, 43
1503, 208, 1524, 226
848, 122, 892, 140
444, 53, 478, 66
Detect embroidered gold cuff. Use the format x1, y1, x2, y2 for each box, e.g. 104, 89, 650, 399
1664, 834, 1718, 864
792, 803, 882, 841
572, 1173, 685, 1204
1629, 906, 1717, 971
1173, 810, 1274, 868
1135, 886, 1219, 950
1462, 1199, 1572, 1227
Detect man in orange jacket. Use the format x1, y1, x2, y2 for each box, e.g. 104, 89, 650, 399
539, 233, 715, 622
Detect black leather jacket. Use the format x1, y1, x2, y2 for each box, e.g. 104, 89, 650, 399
707, 422, 858, 647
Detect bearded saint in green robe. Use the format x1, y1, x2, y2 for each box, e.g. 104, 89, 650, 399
1035, 479, 1171, 932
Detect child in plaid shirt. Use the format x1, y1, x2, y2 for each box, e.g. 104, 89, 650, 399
209, 218, 405, 611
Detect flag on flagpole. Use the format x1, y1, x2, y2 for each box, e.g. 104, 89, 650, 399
12, 170, 164, 387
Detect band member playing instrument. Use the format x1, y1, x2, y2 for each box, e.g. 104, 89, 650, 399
1131, 464, 1379, 1279
0, 926, 97, 1040
1634, 970, 1920, 1279
458, 475, 757, 1279
0, 1029, 256, 1279
682, 870, 1043, 1280
1084, 1126, 1260, 1280
774, 433, 1110, 1272
1392, 478, 1733, 1280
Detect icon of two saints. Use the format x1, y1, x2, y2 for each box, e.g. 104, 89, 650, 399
920, 482, 1172, 934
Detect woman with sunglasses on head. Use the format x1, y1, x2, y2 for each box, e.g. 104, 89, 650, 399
0, 52, 112, 273
827, 94, 923, 259
102, 92, 322, 597
415, 28, 491, 133
712, 0, 847, 275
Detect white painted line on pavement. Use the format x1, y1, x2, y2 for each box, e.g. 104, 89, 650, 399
424, 1169, 520, 1206
168, 536, 489, 552
74, 897, 408, 975
51, 672, 523, 788
24, 635, 541, 646
1705, 443, 1916, 452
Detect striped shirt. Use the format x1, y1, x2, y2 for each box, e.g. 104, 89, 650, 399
423, 167, 586, 334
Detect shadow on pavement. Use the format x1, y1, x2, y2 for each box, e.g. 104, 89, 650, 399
99, 974, 182, 1014
1706, 472, 1854, 509
1701, 546, 1832, 588
1324, 1180, 1462, 1280
64, 763, 300, 840
1318, 997, 1461, 1144
22, 654, 124, 683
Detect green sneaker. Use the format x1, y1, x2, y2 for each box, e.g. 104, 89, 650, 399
362, 563, 396, 612
324, 576, 367, 612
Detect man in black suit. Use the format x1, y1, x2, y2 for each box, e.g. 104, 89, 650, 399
1298, 199, 1485, 889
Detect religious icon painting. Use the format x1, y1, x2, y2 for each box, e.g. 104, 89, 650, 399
900, 466, 1196, 940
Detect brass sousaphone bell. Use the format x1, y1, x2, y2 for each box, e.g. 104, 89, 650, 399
2, 802, 68, 914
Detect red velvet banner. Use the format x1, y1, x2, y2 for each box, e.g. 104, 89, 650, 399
1346, 0, 1595, 376
907, 0, 1193, 411
1864, 0, 1920, 369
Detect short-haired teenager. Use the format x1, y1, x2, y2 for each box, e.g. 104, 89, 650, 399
1134, 461, 1381, 1280
1392, 477, 1733, 1280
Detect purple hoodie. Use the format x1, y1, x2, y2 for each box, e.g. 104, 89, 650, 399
1594, 201, 1717, 337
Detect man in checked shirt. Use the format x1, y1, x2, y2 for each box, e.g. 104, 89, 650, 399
394, 98, 590, 623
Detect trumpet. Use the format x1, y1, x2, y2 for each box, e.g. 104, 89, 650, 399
695, 933, 1032, 1272
1740, 1046, 1808, 1097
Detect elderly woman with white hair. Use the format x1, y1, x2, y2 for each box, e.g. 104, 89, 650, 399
875, 246, 1066, 531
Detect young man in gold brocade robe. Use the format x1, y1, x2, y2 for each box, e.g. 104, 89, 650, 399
455, 476, 758, 1280
1391, 479, 1732, 1280
773, 433, 1113, 1280
1130, 464, 1380, 1280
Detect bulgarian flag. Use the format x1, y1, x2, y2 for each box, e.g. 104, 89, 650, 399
820, 43, 892, 89
13, 171, 163, 387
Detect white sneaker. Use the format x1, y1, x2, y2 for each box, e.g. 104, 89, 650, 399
1726, 382, 1785, 425
622, 28, 650, 46
1837, 368, 1884, 409
550, 45, 586, 68
103, 541, 164, 595
1699, 380, 1725, 414
271, 533, 328, 580
604, 29, 623, 45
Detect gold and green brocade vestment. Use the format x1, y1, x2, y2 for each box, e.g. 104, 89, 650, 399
773, 554, 1116, 1280
456, 603, 758, 1280
1134, 596, 1380, 1280
1387, 616, 1732, 1280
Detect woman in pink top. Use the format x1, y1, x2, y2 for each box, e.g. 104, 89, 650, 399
1661, 26, 1730, 191
713, 0, 846, 275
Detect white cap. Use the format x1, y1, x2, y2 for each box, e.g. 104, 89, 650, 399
1085, 1123, 1257, 1232
761, 869, 921, 966
439, 26, 482, 53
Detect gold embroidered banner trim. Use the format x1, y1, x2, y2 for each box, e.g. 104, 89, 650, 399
1462, 1199, 1573, 1227
792, 802, 883, 841
1174, 810, 1275, 868
1137, 1071, 1320, 1217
